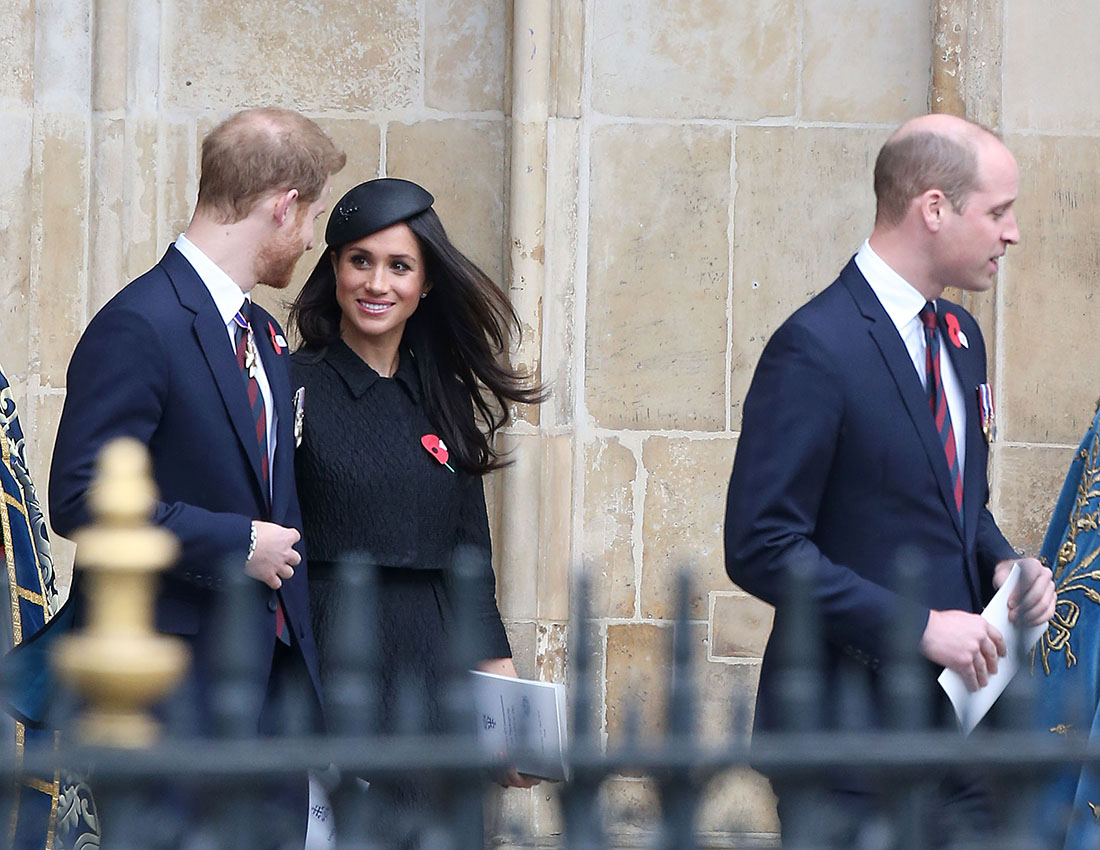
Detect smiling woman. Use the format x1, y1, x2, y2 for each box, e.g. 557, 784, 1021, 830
287, 178, 546, 842
332, 222, 429, 372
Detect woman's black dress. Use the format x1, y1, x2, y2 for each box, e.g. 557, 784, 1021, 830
290, 341, 511, 833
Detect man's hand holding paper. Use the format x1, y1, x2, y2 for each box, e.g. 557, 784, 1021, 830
937, 561, 1055, 734
922, 557, 1054, 696
920, 609, 1006, 692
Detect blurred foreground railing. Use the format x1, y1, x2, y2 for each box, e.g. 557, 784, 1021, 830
1, 442, 1090, 849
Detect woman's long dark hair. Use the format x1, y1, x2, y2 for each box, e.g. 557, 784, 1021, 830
289, 208, 545, 474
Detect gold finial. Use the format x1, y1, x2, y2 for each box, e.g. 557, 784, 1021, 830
53, 437, 188, 747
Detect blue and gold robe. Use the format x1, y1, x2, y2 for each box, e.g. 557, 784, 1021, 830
0, 365, 98, 849
1037, 403, 1100, 849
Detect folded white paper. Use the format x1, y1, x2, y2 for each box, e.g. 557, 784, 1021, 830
938, 562, 1048, 735
471, 670, 569, 781
305, 771, 336, 849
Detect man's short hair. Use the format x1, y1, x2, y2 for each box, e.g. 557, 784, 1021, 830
873, 130, 980, 228
196, 107, 346, 223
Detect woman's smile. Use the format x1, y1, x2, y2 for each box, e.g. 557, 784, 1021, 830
358, 299, 394, 315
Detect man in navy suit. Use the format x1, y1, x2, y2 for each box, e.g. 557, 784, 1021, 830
49, 107, 345, 737
725, 113, 1055, 843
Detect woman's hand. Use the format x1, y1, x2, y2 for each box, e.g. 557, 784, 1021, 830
500, 768, 542, 789
475, 657, 544, 788
476, 657, 520, 678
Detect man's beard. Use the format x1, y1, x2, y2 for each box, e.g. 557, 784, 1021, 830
255, 228, 305, 290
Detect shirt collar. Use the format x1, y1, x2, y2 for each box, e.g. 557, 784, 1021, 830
174, 233, 250, 326
324, 339, 422, 403
854, 239, 931, 331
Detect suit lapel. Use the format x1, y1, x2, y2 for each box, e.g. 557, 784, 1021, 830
841, 262, 965, 540
162, 247, 269, 505
938, 303, 984, 548
254, 313, 292, 519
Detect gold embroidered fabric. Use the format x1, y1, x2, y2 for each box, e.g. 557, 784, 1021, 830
1035, 412, 1100, 848
1037, 434, 1100, 676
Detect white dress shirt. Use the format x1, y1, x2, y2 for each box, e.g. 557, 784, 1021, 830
855, 239, 966, 480
174, 233, 277, 496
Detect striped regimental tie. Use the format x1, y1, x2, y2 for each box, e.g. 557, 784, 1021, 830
918, 301, 963, 515
234, 300, 290, 645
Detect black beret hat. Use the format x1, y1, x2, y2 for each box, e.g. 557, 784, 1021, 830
324, 178, 435, 249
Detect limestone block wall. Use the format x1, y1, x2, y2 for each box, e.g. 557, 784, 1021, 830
994, 1, 1100, 552
4, 0, 1100, 846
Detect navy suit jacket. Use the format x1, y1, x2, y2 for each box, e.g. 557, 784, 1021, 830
725, 258, 1016, 736
49, 245, 320, 727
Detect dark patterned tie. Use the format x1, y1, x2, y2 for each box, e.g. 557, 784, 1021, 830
919, 302, 963, 515
234, 300, 269, 492
234, 301, 289, 645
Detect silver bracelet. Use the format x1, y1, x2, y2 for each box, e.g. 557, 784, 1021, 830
247, 521, 257, 562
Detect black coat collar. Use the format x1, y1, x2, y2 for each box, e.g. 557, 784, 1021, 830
322, 339, 422, 403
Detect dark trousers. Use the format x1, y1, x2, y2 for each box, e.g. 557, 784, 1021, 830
105, 639, 321, 849
260, 636, 323, 736
254, 638, 323, 847
773, 771, 995, 849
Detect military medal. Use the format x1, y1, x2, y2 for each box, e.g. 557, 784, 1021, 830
232, 309, 259, 378
293, 386, 305, 448
978, 382, 996, 443
244, 332, 259, 378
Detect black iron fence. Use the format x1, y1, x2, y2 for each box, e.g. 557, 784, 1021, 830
3, 554, 1095, 849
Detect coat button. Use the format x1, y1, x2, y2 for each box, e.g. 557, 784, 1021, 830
267, 598, 278, 612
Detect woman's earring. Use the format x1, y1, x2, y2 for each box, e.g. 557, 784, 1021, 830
420, 292, 427, 300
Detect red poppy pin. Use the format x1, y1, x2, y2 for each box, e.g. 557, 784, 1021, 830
421, 434, 455, 472
268, 321, 287, 354
944, 312, 968, 349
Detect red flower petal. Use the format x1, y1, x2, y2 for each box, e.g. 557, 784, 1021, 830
944, 312, 962, 348
420, 433, 450, 465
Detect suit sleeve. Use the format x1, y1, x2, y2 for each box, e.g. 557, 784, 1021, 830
49, 306, 250, 584
725, 322, 929, 659
452, 472, 511, 660
976, 507, 1018, 602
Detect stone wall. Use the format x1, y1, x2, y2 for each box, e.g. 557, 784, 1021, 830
3, 0, 1099, 845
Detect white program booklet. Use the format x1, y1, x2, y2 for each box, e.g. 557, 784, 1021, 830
937, 562, 1048, 735
470, 670, 570, 781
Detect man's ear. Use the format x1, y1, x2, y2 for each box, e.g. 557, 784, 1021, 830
273, 188, 300, 226
920, 189, 946, 232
